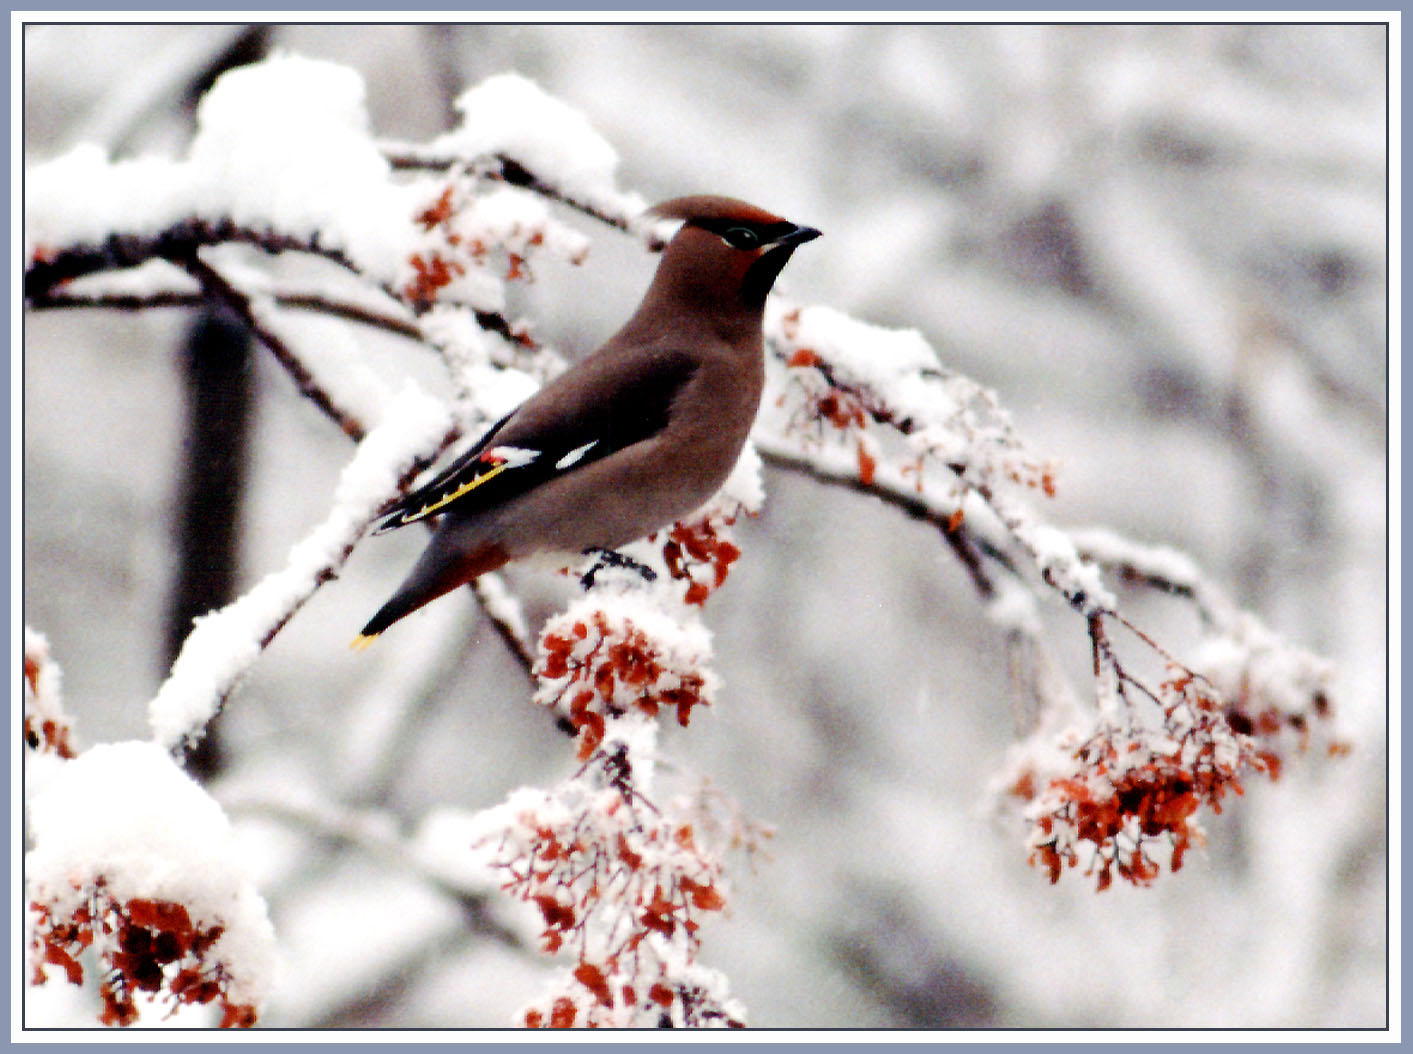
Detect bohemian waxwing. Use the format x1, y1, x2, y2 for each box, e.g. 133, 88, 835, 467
352, 195, 820, 646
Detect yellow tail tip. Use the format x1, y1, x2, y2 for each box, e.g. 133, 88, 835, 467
350, 633, 379, 652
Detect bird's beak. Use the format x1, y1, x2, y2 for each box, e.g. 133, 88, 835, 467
774, 224, 822, 247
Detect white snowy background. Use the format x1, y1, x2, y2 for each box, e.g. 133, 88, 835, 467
22, 22, 1388, 1029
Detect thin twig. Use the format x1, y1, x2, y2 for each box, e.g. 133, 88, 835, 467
382, 147, 657, 246
176, 251, 368, 442
24, 217, 537, 354
757, 443, 1019, 597
471, 578, 536, 679
222, 795, 530, 952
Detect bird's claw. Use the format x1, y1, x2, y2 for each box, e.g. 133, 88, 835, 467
580, 548, 658, 590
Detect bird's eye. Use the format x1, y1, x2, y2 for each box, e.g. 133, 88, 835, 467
722, 226, 761, 249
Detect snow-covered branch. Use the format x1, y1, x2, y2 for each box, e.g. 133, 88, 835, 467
383, 150, 656, 247
24, 48, 1357, 1031
750, 298, 1344, 889
148, 383, 456, 753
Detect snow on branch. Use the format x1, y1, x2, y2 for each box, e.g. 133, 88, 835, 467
29, 56, 403, 286
1068, 526, 1337, 738
148, 383, 456, 752
383, 71, 650, 241
25, 58, 599, 366
760, 300, 1102, 610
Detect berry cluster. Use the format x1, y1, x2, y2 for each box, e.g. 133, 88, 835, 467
483, 745, 742, 1028
401, 180, 586, 313
660, 519, 742, 607
536, 607, 713, 761
771, 304, 1058, 501
23, 630, 74, 759
1009, 673, 1280, 890
30, 884, 256, 1028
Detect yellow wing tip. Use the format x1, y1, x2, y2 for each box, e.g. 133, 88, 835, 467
350, 633, 379, 652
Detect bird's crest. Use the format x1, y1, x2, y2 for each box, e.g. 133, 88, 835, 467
648, 195, 785, 226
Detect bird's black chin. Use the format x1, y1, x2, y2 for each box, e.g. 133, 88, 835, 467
742, 244, 798, 307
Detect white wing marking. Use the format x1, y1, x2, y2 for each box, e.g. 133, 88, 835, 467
487, 446, 540, 468
555, 440, 598, 470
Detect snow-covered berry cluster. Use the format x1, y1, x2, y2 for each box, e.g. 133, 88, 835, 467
765, 302, 1058, 506
476, 733, 744, 1028
26, 742, 275, 1027
535, 593, 718, 761
30, 886, 256, 1028
1004, 671, 1282, 890
1192, 614, 1344, 760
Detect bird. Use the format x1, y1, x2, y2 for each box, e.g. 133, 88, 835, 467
351, 194, 820, 648
351, 193, 819, 644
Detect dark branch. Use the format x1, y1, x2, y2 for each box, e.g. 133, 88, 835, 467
25, 218, 538, 355
759, 446, 1019, 599
34, 286, 445, 345
24, 219, 359, 303
176, 251, 368, 442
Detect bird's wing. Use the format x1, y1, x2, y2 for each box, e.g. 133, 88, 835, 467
373, 349, 699, 534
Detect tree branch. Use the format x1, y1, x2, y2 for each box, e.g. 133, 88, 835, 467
471, 578, 536, 680
381, 147, 661, 248
148, 387, 459, 751
32, 286, 429, 343
177, 250, 368, 442
24, 218, 537, 356
221, 794, 530, 953
24, 219, 360, 302
756, 441, 1019, 600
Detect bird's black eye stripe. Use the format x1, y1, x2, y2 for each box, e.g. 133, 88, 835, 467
694, 217, 798, 250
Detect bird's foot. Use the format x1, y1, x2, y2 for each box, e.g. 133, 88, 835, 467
580, 548, 658, 590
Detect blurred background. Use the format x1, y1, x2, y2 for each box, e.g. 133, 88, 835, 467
23, 22, 1388, 1029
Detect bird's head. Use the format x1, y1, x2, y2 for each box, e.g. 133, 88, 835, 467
643, 195, 821, 312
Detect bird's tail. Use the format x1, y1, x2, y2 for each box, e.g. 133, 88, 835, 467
350, 591, 422, 649
350, 540, 510, 648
